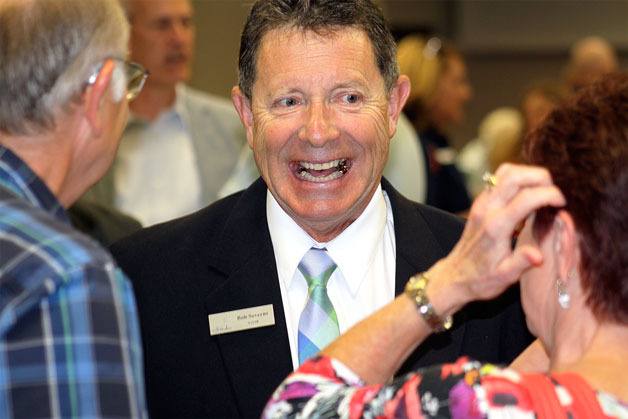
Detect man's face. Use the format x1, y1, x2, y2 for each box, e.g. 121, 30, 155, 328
233, 27, 409, 241
129, 0, 195, 89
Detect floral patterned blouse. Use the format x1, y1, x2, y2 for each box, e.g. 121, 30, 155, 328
263, 356, 628, 418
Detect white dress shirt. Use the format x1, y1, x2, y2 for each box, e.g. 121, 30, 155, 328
114, 89, 202, 226
267, 185, 396, 370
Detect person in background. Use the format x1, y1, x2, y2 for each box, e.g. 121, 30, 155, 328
263, 73, 628, 418
397, 35, 473, 214
457, 107, 523, 197
565, 35, 619, 92
0, 0, 147, 417
459, 81, 566, 198
521, 80, 568, 135
85, 0, 246, 226
110, 0, 532, 416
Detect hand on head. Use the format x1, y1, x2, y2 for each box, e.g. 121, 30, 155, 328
427, 163, 566, 315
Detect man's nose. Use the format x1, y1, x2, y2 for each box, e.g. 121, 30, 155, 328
298, 101, 340, 146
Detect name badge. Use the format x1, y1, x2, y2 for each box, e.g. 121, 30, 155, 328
208, 304, 275, 336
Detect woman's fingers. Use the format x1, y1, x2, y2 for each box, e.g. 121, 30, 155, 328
488, 184, 565, 241
440, 164, 565, 304
482, 165, 554, 211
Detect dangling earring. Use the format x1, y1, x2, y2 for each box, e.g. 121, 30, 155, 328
556, 278, 570, 309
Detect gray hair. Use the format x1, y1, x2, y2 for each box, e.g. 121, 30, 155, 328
237, 0, 399, 99
0, 0, 130, 135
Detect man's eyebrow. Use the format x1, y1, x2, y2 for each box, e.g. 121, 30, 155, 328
332, 81, 369, 91
263, 88, 303, 100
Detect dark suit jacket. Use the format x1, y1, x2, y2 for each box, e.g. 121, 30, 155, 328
68, 198, 142, 247
111, 178, 532, 418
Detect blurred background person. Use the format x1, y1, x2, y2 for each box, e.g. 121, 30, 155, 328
397, 35, 473, 214
457, 107, 523, 197
459, 80, 566, 198
521, 80, 569, 135
85, 0, 246, 226
263, 72, 628, 419
565, 35, 619, 92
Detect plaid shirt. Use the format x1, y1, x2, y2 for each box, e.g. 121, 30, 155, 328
0, 147, 147, 418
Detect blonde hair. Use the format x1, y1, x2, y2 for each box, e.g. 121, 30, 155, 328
397, 35, 442, 105
397, 35, 460, 128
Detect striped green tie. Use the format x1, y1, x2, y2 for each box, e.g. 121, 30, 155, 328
297, 248, 339, 365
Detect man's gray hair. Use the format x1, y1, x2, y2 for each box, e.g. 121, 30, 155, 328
0, 0, 130, 135
238, 0, 399, 100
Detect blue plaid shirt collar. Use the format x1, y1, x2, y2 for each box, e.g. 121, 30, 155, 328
0, 145, 69, 224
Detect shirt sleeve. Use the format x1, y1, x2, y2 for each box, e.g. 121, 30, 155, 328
262, 356, 488, 418
0, 261, 147, 418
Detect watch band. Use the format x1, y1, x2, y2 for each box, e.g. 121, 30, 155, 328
404, 272, 453, 332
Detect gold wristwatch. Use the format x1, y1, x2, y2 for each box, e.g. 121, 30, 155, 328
404, 273, 453, 332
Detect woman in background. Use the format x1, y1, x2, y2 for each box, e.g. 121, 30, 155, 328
397, 35, 473, 213
263, 74, 628, 418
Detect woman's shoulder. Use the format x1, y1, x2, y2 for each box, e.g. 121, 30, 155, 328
473, 363, 628, 419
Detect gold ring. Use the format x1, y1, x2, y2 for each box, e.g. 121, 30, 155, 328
482, 172, 497, 190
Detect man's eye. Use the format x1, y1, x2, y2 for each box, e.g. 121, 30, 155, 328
276, 97, 300, 107
341, 93, 362, 104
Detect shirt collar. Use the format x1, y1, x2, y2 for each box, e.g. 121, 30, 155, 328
267, 184, 389, 296
0, 146, 69, 223
127, 83, 189, 129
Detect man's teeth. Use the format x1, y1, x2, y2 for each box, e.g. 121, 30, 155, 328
298, 159, 348, 182
300, 159, 344, 170
299, 170, 344, 182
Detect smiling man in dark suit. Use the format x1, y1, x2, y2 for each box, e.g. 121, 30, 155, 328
110, 0, 533, 417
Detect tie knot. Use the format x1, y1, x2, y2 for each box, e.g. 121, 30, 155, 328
298, 248, 336, 288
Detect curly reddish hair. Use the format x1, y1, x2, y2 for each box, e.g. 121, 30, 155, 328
523, 72, 628, 324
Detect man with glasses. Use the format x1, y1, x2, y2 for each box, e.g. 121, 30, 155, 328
85, 0, 246, 227
0, 0, 147, 417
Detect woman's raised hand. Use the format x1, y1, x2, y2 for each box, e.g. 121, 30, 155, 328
426, 163, 566, 317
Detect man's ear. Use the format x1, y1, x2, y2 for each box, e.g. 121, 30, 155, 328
84, 59, 116, 137
387, 75, 411, 138
552, 210, 579, 282
231, 86, 255, 148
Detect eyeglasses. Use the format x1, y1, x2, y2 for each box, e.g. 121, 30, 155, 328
87, 57, 148, 101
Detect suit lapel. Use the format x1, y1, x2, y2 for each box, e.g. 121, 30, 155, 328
204, 179, 293, 415
382, 179, 450, 293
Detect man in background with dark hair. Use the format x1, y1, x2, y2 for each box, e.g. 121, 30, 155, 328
113, 0, 532, 417
0, 0, 147, 416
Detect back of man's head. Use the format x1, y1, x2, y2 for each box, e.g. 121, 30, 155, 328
0, 0, 129, 136
238, 0, 398, 99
